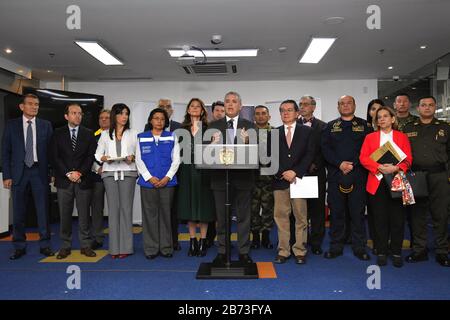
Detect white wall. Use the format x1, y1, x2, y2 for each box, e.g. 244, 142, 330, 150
44, 79, 377, 127
43, 79, 377, 223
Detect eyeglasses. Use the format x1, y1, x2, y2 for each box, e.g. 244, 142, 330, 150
160, 105, 172, 108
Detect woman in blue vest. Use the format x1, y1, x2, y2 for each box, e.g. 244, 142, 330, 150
177, 98, 216, 257
135, 108, 181, 259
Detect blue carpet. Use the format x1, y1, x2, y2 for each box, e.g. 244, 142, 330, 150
0, 221, 449, 300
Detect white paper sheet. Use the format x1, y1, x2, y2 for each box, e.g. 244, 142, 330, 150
289, 176, 319, 199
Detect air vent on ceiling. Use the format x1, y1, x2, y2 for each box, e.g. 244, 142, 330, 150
97, 76, 153, 81
182, 63, 237, 75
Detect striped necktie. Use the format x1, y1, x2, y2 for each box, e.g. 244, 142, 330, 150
71, 128, 77, 151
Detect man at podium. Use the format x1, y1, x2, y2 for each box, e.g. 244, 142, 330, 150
208, 91, 255, 265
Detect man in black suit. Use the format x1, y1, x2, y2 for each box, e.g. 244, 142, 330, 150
49, 103, 97, 259
298, 95, 327, 255
2, 94, 55, 259
273, 100, 315, 265
143, 98, 182, 250
209, 91, 255, 265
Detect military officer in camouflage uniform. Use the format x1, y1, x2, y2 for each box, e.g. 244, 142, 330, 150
395, 93, 419, 132
251, 105, 274, 249
394, 93, 419, 248
403, 96, 450, 267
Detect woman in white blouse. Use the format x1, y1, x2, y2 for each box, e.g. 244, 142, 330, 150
95, 103, 137, 259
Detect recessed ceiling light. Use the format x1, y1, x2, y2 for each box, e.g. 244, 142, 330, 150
47, 70, 52, 73
411, 87, 417, 90
388, 66, 394, 70
299, 38, 336, 64
75, 41, 123, 65
384, 96, 389, 99
420, 45, 427, 49
167, 49, 258, 58
5, 48, 12, 54
324, 17, 345, 25
18, 69, 23, 73
278, 47, 287, 52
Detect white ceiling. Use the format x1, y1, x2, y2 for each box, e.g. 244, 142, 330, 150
1, 0, 449, 82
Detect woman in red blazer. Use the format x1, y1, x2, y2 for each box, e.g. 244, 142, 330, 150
360, 106, 413, 268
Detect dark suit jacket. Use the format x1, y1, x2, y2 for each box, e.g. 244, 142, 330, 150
273, 123, 315, 190
208, 116, 255, 190
1, 117, 53, 185
143, 120, 181, 132
49, 125, 96, 189
298, 118, 327, 177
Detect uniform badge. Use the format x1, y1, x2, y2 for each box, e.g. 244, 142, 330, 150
331, 121, 342, 132
352, 125, 364, 132
406, 132, 418, 137
438, 129, 445, 137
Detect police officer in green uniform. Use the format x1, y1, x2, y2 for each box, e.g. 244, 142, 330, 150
394, 93, 419, 132
322, 95, 371, 261
403, 96, 450, 267
251, 105, 274, 249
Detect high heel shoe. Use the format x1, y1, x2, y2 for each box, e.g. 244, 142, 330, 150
188, 238, 199, 257
197, 238, 208, 257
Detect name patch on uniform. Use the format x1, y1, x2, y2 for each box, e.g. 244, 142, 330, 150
406, 132, 418, 137
140, 137, 154, 142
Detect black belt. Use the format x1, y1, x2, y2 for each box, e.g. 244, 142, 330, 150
412, 164, 446, 174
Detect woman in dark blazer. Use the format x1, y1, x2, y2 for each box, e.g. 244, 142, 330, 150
360, 106, 412, 268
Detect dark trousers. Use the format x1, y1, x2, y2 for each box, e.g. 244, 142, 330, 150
90, 181, 105, 243
213, 186, 252, 255
368, 180, 406, 256
411, 172, 449, 255
11, 165, 50, 250
171, 186, 179, 245
327, 181, 367, 253
307, 171, 326, 248
57, 183, 93, 249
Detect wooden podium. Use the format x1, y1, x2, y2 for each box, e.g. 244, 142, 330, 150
194, 144, 259, 279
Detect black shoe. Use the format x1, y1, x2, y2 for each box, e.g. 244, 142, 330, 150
311, 247, 323, 255
213, 253, 226, 265
405, 252, 428, 263
173, 242, 181, 251
39, 247, 54, 257
10, 249, 26, 260
197, 238, 208, 257
324, 251, 343, 259
188, 238, 199, 257
391, 255, 403, 268
377, 255, 387, 266
160, 253, 173, 258
239, 254, 253, 264
56, 248, 71, 260
251, 232, 261, 249
435, 254, 450, 267
146, 254, 158, 260
91, 241, 103, 250
261, 230, 274, 249
80, 247, 97, 257
274, 255, 289, 264
354, 251, 370, 261
295, 255, 306, 265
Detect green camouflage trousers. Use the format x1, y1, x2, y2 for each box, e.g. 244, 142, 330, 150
251, 176, 274, 232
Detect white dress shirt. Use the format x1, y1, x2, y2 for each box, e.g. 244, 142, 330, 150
22, 115, 37, 162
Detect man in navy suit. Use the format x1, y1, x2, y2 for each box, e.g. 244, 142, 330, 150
209, 91, 256, 265
2, 93, 54, 260
273, 100, 315, 265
